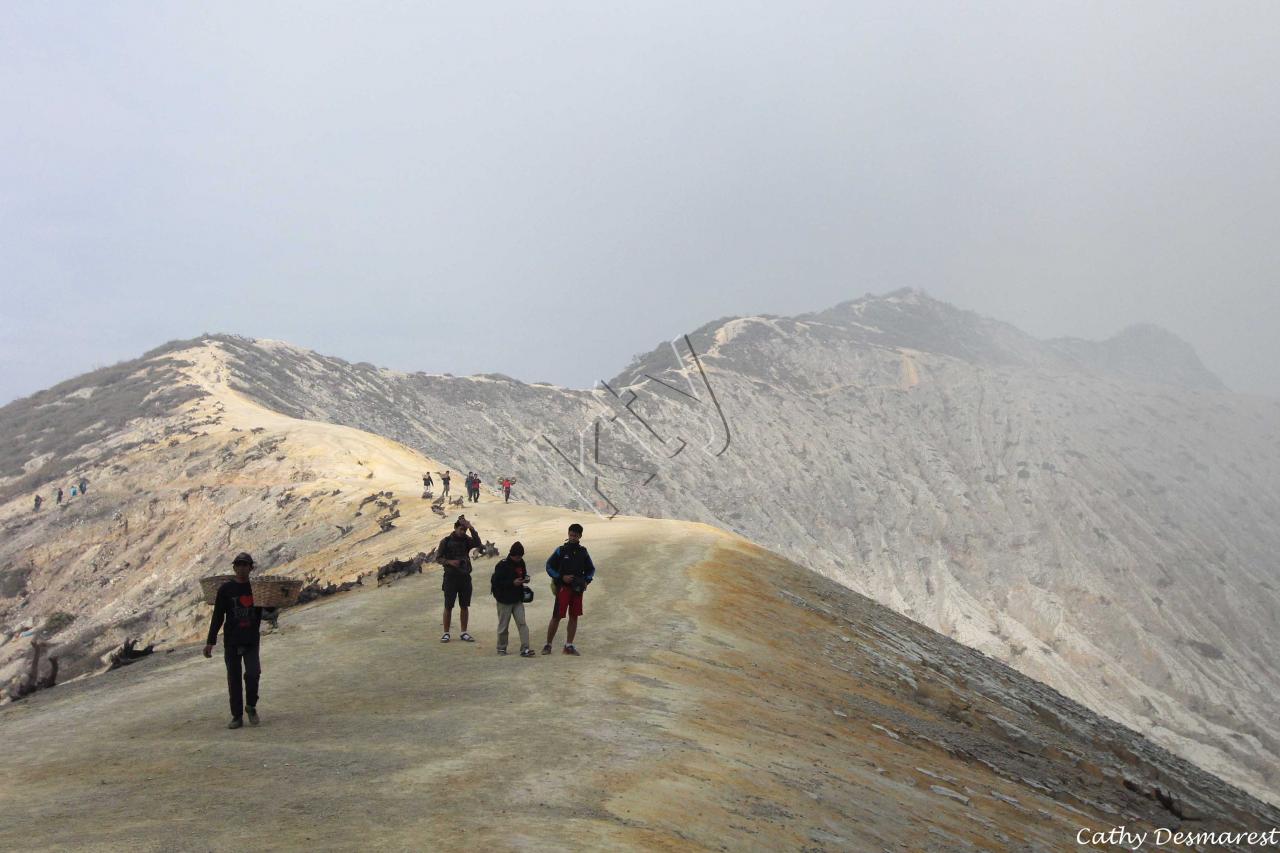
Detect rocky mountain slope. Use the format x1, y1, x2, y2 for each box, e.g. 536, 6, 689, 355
3, 495, 1278, 849
0, 345, 464, 689
2, 289, 1277, 809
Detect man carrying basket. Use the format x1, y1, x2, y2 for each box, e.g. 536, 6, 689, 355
204, 552, 264, 729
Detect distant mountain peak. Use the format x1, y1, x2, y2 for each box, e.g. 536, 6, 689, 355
612, 289, 1224, 392
1048, 323, 1226, 391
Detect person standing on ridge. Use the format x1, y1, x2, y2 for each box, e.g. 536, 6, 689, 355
204, 552, 264, 729
542, 522, 596, 656
440, 471, 451, 498
436, 516, 482, 643
471, 474, 483, 503
491, 541, 535, 656
423, 472, 434, 490
501, 477, 516, 503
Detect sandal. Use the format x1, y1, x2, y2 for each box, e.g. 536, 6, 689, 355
440, 632, 450, 643
459, 632, 475, 643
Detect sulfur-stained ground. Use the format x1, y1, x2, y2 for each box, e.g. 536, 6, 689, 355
2, 508, 1276, 851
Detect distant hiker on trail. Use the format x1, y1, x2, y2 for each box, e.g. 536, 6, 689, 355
500, 477, 516, 503
471, 474, 482, 503
491, 541, 535, 657
436, 516, 482, 643
33, 494, 42, 513
542, 523, 596, 656
70, 485, 78, 498
55, 488, 63, 505
78, 477, 88, 495
204, 552, 264, 730
440, 471, 451, 498
423, 472, 434, 490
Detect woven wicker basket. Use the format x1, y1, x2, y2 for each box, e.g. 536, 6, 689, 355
199, 574, 237, 605
250, 575, 304, 608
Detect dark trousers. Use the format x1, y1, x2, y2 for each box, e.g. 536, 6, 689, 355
503, 488, 510, 503
224, 643, 261, 718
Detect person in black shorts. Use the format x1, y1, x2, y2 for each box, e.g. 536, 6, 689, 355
436, 516, 481, 642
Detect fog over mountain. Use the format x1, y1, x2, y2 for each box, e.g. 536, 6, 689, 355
2, 289, 1277, 809
5, 4, 1280, 407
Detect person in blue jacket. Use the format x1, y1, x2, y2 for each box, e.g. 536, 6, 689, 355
541, 522, 596, 656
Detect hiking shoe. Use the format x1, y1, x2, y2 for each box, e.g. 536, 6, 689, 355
563, 644, 580, 656
520, 648, 536, 658
228, 717, 243, 729
459, 632, 475, 643
440, 632, 450, 643
540, 644, 553, 655
246, 707, 259, 726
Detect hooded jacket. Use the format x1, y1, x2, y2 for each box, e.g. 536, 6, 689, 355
491, 557, 529, 604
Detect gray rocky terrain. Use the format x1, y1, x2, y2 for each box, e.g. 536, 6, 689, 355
2, 288, 1277, 808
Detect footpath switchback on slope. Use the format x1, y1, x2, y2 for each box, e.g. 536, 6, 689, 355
3, 504, 1277, 851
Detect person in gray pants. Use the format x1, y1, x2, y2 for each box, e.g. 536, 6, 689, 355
490, 541, 535, 657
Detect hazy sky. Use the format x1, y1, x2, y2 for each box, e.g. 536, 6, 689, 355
3, 2, 1278, 404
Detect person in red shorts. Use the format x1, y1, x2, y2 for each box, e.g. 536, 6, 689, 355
541, 522, 596, 655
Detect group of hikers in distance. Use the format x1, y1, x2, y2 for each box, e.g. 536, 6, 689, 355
203, 517, 597, 729
32, 476, 90, 511
422, 470, 516, 503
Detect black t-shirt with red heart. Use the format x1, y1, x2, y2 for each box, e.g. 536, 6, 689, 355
206, 580, 263, 646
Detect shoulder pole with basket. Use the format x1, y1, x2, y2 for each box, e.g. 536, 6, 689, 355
199, 574, 304, 608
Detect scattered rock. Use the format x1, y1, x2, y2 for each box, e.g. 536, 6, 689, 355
296, 577, 364, 606
930, 785, 970, 805
108, 638, 155, 671
376, 552, 432, 586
